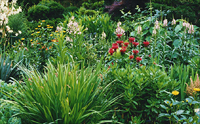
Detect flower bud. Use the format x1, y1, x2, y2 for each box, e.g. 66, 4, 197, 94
137, 26, 142, 34
163, 19, 168, 27
171, 19, 176, 25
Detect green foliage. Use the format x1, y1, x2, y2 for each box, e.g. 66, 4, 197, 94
64, 6, 79, 13
169, 64, 197, 100
0, 81, 21, 124
27, 0, 65, 21
0, 52, 21, 82
3, 62, 119, 123
149, 0, 200, 26
105, 65, 180, 123
7, 12, 29, 38
159, 95, 200, 123
82, 0, 104, 12
27, 4, 49, 21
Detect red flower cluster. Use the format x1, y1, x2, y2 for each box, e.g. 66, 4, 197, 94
133, 42, 139, 47
129, 55, 134, 59
136, 57, 142, 62
116, 40, 124, 46
117, 34, 122, 38
109, 48, 114, 55
112, 43, 118, 50
129, 37, 135, 43
132, 50, 139, 55
120, 46, 127, 53
143, 41, 150, 47
124, 42, 129, 47
109, 37, 146, 64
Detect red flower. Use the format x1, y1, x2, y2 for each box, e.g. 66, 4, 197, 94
149, 55, 151, 57
124, 42, 129, 47
132, 50, 139, 55
140, 64, 143, 66
112, 43, 118, 50
129, 55, 134, 59
109, 48, 114, 55
143, 41, 150, 47
136, 57, 142, 62
117, 34, 122, 38
116, 40, 124, 46
133, 42, 139, 47
129, 37, 135, 43
120, 46, 127, 53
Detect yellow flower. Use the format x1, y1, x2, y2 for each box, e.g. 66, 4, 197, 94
21, 38, 25, 40
167, 101, 169, 104
38, 25, 41, 28
55, 31, 58, 32
47, 25, 50, 27
172, 90, 179, 95
36, 32, 40, 34
50, 34, 53, 36
35, 28, 38, 30
42, 20, 45, 22
30, 39, 33, 42
63, 31, 66, 33
186, 100, 188, 102
31, 33, 33, 35
170, 103, 172, 107
50, 26, 53, 28
194, 88, 200, 91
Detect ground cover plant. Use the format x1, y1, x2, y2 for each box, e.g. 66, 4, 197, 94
0, 0, 200, 124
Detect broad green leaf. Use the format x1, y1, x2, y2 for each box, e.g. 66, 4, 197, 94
158, 113, 170, 117
173, 39, 182, 48
175, 110, 184, 115
175, 25, 182, 33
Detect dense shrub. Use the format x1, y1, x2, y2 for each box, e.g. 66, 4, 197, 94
149, 0, 200, 26
27, 4, 49, 21
27, 0, 65, 21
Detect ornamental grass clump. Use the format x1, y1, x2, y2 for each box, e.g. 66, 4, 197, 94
186, 74, 200, 96
2, 62, 118, 123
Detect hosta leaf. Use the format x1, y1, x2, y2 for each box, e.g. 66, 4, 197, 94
175, 110, 184, 115
158, 113, 170, 118
173, 39, 182, 48
175, 25, 182, 33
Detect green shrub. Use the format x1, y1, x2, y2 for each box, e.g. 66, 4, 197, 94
8, 12, 29, 38
64, 6, 79, 13
27, 0, 65, 21
27, 4, 49, 21
105, 65, 180, 123
148, 0, 200, 26
0, 81, 21, 124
